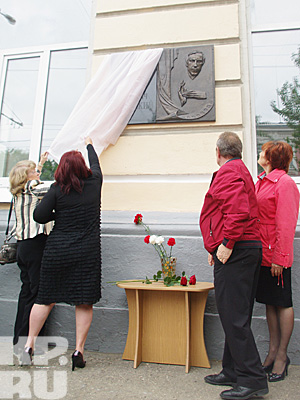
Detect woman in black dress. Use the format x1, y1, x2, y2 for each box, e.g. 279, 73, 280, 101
22, 137, 102, 370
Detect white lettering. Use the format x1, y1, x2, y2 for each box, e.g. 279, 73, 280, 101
0, 371, 31, 399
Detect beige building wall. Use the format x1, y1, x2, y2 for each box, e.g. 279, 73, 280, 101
91, 0, 255, 212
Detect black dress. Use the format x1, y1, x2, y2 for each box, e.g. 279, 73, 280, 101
33, 144, 102, 305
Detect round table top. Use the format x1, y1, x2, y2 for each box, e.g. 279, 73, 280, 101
117, 280, 214, 292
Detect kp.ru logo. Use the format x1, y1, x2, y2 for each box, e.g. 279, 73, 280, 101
0, 337, 68, 399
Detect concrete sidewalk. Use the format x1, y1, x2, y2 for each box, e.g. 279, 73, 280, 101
1, 350, 299, 400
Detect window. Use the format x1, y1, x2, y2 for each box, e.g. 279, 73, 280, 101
0, 56, 40, 177
0, 45, 88, 199
251, 0, 300, 177
0, 0, 92, 200
40, 48, 89, 180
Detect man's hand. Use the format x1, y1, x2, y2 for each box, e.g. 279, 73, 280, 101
208, 253, 214, 266
271, 263, 283, 277
216, 244, 232, 264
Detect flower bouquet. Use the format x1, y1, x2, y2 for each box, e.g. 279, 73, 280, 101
134, 213, 196, 287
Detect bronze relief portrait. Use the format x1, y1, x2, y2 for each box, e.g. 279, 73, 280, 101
129, 45, 215, 124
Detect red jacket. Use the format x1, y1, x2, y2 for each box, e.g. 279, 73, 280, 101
200, 158, 261, 254
255, 169, 299, 268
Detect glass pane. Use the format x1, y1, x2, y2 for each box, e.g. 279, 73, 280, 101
253, 31, 300, 176
0, 57, 40, 177
251, 0, 300, 27
0, 0, 92, 50
40, 48, 88, 180
252, 31, 300, 123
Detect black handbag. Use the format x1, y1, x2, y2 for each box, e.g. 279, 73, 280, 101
0, 200, 17, 265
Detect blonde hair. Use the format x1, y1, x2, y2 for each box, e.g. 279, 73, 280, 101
9, 160, 36, 195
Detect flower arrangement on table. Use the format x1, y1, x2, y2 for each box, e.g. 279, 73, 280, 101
133, 213, 197, 287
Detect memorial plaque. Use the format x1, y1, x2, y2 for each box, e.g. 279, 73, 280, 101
129, 72, 157, 124
129, 45, 215, 124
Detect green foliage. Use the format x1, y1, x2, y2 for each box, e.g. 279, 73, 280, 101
153, 270, 162, 281
40, 160, 58, 181
271, 47, 300, 148
163, 274, 181, 287
153, 269, 184, 287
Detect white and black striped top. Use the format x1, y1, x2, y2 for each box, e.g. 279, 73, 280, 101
13, 180, 53, 240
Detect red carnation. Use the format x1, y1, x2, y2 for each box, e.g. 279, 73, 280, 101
134, 213, 143, 224
189, 275, 196, 285
144, 235, 150, 244
180, 276, 188, 286
167, 238, 176, 246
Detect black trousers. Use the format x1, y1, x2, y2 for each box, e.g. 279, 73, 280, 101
213, 247, 268, 389
13, 234, 47, 347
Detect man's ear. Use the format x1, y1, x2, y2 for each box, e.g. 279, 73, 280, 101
216, 146, 221, 158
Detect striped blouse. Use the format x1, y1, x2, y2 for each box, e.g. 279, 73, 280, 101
13, 180, 53, 241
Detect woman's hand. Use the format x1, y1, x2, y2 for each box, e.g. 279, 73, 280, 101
85, 136, 93, 146
271, 263, 283, 277
216, 243, 232, 264
40, 151, 48, 164
38, 151, 48, 170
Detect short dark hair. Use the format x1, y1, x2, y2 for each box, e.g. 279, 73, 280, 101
262, 141, 293, 173
216, 132, 242, 159
186, 51, 205, 65
55, 150, 92, 194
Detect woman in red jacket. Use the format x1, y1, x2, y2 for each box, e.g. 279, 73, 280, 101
256, 141, 299, 382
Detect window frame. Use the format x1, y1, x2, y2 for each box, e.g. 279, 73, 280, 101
0, 42, 88, 201
249, 9, 300, 184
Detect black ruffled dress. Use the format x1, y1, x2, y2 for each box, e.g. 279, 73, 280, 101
34, 144, 102, 305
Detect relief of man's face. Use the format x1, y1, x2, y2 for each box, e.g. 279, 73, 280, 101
186, 52, 205, 79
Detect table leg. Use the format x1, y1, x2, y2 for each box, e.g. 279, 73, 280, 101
134, 289, 143, 368
190, 291, 211, 368
185, 291, 191, 373
122, 289, 138, 362
122, 289, 144, 368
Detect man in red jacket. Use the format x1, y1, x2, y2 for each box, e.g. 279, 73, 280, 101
200, 132, 268, 400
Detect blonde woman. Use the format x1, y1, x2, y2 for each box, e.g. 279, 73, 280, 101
9, 152, 52, 353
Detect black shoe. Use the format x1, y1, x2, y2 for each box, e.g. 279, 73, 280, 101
20, 347, 33, 366
262, 361, 274, 374
204, 372, 235, 386
220, 386, 269, 400
268, 356, 290, 382
71, 350, 86, 371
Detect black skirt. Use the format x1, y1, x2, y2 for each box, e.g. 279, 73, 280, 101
256, 265, 292, 307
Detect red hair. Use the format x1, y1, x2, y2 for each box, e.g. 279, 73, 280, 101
262, 141, 293, 173
54, 151, 91, 194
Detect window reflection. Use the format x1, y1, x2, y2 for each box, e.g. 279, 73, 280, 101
252, 31, 300, 123
0, 57, 40, 177
40, 48, 88, 180
252, 30, 300, 176
251, 0, 300, 28
0, 0, 92, 50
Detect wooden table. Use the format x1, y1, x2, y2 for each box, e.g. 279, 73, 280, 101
117, 281, 214, 373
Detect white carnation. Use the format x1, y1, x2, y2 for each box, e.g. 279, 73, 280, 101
149, 235, 157, 244
155, 236, 165, 245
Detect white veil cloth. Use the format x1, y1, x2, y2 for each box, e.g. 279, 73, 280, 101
48, 48, 163, 163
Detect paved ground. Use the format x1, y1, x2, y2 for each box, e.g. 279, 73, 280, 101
1, 350, 299, 399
